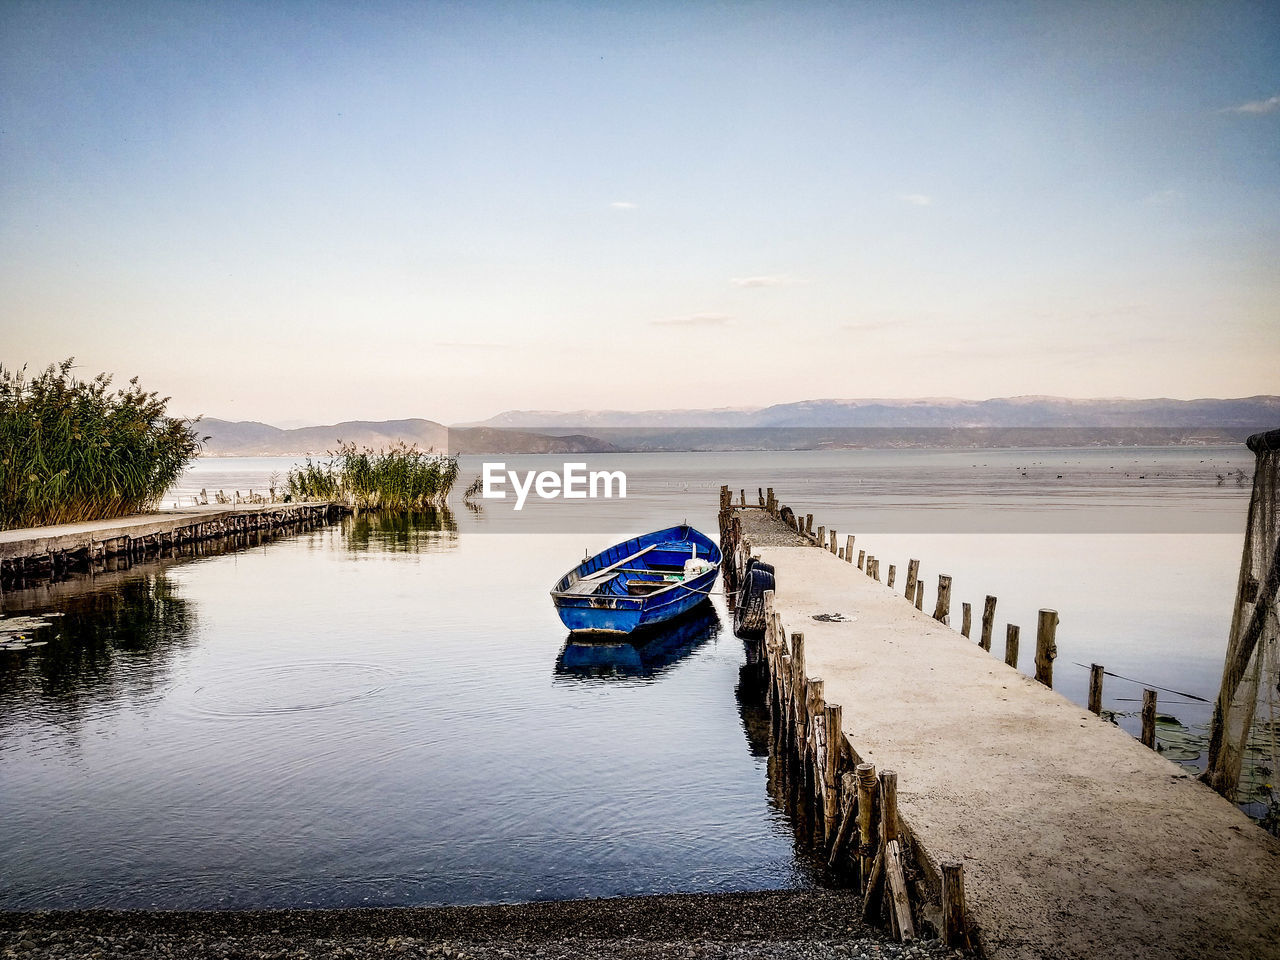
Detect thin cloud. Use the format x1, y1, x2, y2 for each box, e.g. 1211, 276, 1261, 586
610, 201, 638, 209
730, 274, 806, 287
650, 313, 732, 327
1221, 95, 1280, 114
900, 193, 932, 206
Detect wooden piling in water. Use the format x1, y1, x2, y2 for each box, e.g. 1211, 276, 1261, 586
933, 574, 952, 624
1088, 664, 1104, 715
980, 595, 997, 651
1141, 689, 1157, 748
829, 771, 859, 869
1005, 624, 1020, 668
1035, 609, 1058, 688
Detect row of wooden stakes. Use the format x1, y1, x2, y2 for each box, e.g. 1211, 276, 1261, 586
745, 486, 1167, 757
759, 586, 969, 947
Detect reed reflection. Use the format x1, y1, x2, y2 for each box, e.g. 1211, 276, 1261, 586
0, 573, 196, 723
341, 507, 459, 553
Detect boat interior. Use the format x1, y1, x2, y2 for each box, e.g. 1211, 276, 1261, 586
558, 537, 717, 599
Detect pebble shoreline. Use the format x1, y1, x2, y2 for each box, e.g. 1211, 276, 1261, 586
0, 891, 970, 960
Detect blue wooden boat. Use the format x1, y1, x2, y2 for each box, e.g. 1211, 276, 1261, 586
550, 524, 721, 634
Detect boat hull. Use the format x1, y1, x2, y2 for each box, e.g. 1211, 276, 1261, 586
550, 525, 721, 634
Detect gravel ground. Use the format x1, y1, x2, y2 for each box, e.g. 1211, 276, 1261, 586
0, 891, 970, 960
737, 509, 810, 547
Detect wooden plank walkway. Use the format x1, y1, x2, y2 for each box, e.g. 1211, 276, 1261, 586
740, 508, 1280, 960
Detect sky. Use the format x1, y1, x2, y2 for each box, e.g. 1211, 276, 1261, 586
1, 0, 1277, 426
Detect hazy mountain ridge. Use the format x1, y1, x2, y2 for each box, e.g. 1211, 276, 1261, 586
198, 419, 616, 456
472, 396, 1280, 430
200, 396, 1279, 456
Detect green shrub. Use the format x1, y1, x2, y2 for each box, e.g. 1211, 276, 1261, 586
0, 359, 202, 529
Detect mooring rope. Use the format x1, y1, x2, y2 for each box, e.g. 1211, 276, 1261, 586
1071, 661, 1210, 702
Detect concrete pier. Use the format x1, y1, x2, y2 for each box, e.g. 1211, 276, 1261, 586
731, 503, 1280, 960
0, 502, 344, 585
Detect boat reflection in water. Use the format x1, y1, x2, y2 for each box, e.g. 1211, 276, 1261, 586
554, 602, 721, 682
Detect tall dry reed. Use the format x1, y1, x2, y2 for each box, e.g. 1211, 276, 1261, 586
1, 359, 202, 529
287, 441, 457, 511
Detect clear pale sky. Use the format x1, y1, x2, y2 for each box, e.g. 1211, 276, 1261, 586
2, 1, 1277, 425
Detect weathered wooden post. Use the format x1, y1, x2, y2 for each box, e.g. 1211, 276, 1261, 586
980, 595, 997, 651
914, 580, 924, 610
805, 514, 813, 535
845, 535, 855, 563
904, 559, 919, 601
942, 860, 969, 949
880, 770, 898, 841
740, 489, 746, 506
856, 762, 877, 887
886, 564, 896, 588
1005, 624, 1020, 668
1035, 608, 1058, 687
1088, 664, 1104, 715
804, 679, 825, 767
858, 549, 866, 570
829, 530, 838, 555
1141, 689, 1157, 748
828, 772, 859, 869
823, 704, 843, 841
933, 574, 952, 624
879, 770, 915, 940
816, 525, 825, 549
961, 602, 972, 638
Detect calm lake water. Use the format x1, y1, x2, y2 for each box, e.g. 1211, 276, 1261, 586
0, 447, 1258, 907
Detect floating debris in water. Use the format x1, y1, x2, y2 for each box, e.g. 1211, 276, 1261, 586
0, 612, 57, 651
1, 616, 53, 635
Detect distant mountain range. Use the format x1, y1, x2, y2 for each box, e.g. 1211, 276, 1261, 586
468, 396, 1280, 430
198, 396, 1280, 456
199, 419, 616, 457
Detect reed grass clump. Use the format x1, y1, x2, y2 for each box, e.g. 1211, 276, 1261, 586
287, 441, 457, 511
0, 359, 202, 529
